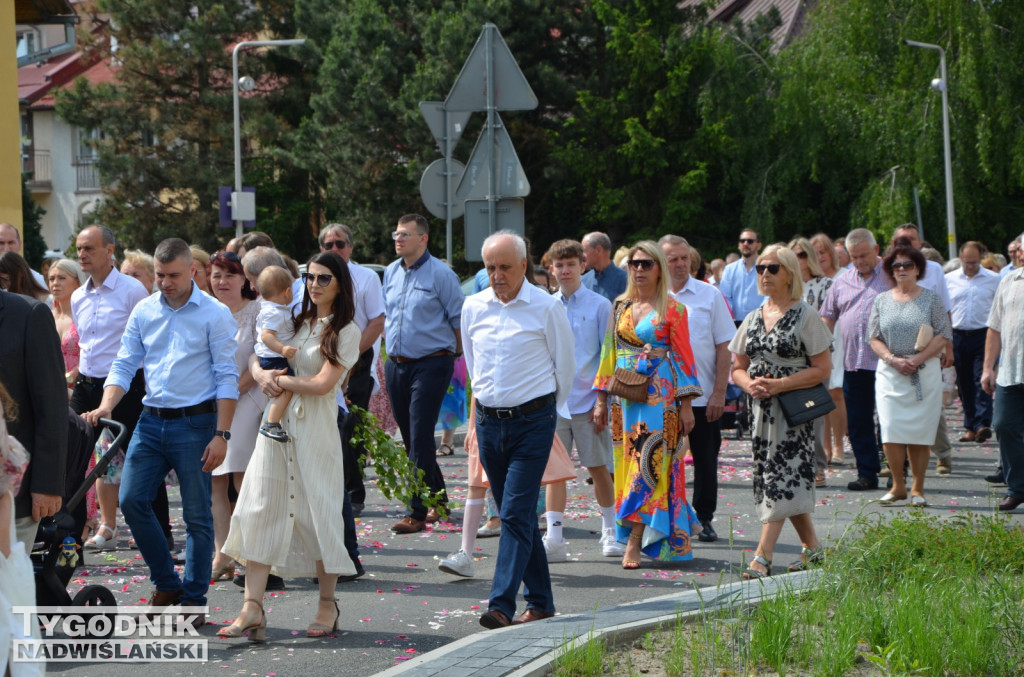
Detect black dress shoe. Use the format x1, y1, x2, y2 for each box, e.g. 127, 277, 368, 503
233, 573, 286, 591
337, 562, 366, 583
975, 426, 993, 443
985, 467, 1005, 484
697, 521, 718, 542
998, 495, 1024, 512
479, 608, 511, 629
847, 477, 878, 491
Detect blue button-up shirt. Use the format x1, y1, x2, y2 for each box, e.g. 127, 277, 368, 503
719, 258, 764, 321
557, 285, 611, 415
581, 264, 627, 303
107, 282, 239, 407
383, 250, 464, 359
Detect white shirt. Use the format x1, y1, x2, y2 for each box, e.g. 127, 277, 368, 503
946, 266, 1001, 330
337, 262, 386, 408
918, 260, 952, 313
556, 284, 611, 415
462, 281, 575, 414
70, 267, 149, 378
987, 268, 1024, 387
670, 277, 736, 407
254, 301, 295, 359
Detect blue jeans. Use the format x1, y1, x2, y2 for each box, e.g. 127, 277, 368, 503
119, 411, 215, 605
336, 409, 360, 563
385, 355, 453, 520
953, 330, 992, 431
475, 401, 557, 619
994, 384, 1024, 499
843, 369, 880, 482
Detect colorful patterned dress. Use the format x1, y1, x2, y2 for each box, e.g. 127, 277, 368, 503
435, 356, 468, 432
595, 299, 703, 561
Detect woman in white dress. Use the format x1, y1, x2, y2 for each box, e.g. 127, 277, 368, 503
208, 251, 266, 582
220, 252, 359, 642
868, 242, 950, 507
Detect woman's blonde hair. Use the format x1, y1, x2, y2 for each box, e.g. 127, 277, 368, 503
50, 258, 86, 285
788, 236, 825, 279
757, 244, 803, 301
122, 249, 155, 278
617, 240, 671, 320
189, 245, 210, 267
810, 232, 840, 276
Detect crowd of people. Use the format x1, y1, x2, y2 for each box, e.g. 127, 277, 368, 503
0, 214, 1022, 652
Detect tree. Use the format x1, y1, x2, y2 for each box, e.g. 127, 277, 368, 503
21, 175, 48, 268
56, 0, 318, 256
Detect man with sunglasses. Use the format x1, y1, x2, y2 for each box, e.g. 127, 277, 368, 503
319, 224, 385, 521
719, 229, 765, 327
383, 214, 464, 534
580, 232, 627, 302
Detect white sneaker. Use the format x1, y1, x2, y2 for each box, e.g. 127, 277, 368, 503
600, 528, 624, 557
543, 535, 569, 563
438, 549, 475, 577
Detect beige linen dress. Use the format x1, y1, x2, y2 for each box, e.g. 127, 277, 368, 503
222, 316, 359, 577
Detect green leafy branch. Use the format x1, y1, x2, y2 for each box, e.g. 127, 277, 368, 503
349, 405, 448, 518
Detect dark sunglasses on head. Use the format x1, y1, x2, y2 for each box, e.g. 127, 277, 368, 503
627, 259, 656, 271
214, 250, 241, 262
322, 240, 348, 250
755, 263, 781, 275
301, 272, 334, 287
795, 251, 809, 259
739, 238, 758, 245
891, 260, 916, 270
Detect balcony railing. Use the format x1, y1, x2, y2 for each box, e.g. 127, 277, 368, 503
75, 156, 100, 193
22, 150, 52, 191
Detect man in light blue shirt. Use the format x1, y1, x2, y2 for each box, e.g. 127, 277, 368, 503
546, 239, 621, 560
719, 229, 764, 325
85, 238, 238, 625
383, 214, 464, 534
580, 232, 627, 302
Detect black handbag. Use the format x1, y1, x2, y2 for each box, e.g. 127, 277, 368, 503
777, 383, 836, 426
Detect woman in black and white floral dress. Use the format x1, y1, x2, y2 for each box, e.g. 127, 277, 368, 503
729, 245, 833, 579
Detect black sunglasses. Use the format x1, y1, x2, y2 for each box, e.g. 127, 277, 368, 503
322, 240, 348, 250
627, 259, 656, 271
795, 251, 809, 259
214, 250, 241, 262
301, 272, 334, 287
739, 238, 758, 245
755, 263, 781, 275
891, 260, 916, 270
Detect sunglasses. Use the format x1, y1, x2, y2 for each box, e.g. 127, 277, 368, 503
322, 240, 348, 250
301, 272, 334, 287
891, 260, 916, 270
739, 238, 758, 245
627, 259, 656, 271
795, 251, 808, 259
392, 231, 416, 241
214, 250, 241, 262
755, 263, 781, 275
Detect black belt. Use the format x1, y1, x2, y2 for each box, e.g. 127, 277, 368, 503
953, 328, 987, 336
478, 393, 555, 420
391, 350, 454, 363
77, 374, 106, 386
143, 400, 217, 419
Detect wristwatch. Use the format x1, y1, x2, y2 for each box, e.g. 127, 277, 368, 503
214, 430, 232, 441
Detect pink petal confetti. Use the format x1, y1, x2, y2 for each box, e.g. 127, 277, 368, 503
360, 618, 371, 623
121, 584, 130, 592
405, 648, 417, 653
405, 563, 418, 567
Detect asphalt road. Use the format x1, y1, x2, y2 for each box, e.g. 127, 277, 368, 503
39, 403, 1019, 676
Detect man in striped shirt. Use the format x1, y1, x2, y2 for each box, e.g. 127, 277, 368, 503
820, 229, 891, 491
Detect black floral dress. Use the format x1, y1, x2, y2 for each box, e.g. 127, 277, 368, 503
728, 301, 833, 522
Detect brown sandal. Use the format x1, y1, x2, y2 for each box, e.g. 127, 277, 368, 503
621, 531, 643, 570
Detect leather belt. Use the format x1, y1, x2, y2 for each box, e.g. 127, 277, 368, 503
391, 350, 454, 363
77, 374, 106, 386
143, 400, 217, 419
478, 393, 555, 420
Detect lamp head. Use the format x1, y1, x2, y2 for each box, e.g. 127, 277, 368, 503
930, 77, 945, 93
238, 76, 256, 92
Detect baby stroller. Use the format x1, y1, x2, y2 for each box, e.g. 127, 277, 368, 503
719, 383, 748, 440
32, 417, 127, 635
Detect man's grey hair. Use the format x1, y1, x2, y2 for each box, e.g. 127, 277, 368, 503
582, 232, 612, 252
0, 223, 20, 244
319, 223, 353, 248
845, 228, 876, 249
242, 246, 290, 279
82, 224, 116, 248
154, 238, 192, 264
657, 234, 690, 248
482, 230, 527, 260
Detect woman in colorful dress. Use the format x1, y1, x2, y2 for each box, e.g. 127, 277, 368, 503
594, 240, 703, 570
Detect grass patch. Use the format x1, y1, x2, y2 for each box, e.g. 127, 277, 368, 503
591, 511, 1024, 676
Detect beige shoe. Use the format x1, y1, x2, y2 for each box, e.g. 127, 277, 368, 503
936, 457, 952, 475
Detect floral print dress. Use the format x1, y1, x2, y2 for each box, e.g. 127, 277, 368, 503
595, 300, 703, 561
728, 301, 833, 523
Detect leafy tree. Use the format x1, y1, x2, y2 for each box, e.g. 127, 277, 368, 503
20, 175, 48, 268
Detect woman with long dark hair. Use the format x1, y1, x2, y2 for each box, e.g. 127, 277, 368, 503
220, 252, 360, 642
0, 252, 48, 301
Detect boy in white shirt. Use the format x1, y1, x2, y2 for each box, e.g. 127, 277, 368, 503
255, 266, 297, 441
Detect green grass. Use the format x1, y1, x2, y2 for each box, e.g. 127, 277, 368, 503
552, 626, 606, 677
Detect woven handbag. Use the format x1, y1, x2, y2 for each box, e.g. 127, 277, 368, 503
607, 368, 651, 403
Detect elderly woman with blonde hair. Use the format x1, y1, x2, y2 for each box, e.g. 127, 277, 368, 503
729, 244, 833, 578
120, 249, 155, 293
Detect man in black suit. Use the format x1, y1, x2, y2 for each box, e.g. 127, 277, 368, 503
0, 289, 68, 545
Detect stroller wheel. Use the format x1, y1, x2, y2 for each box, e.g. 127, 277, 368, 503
72, 585, 117, 638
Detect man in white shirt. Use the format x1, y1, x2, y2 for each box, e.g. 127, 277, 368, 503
659, 235, 735, 541
946, 241, 1001, 444
1000, 234, 1023, 277
546, 239, 620, 559
463, 231, 574, 630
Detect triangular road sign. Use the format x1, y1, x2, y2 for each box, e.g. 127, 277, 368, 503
456, 113, 531, 200
444, 23, 538, 112
418, 102, 472, 153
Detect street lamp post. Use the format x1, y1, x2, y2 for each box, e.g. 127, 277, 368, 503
232, 39, 306, 239
904, 39, 956, 261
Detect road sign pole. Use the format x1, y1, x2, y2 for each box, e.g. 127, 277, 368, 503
444, 108, 453, 263
485, 26, 496, 234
